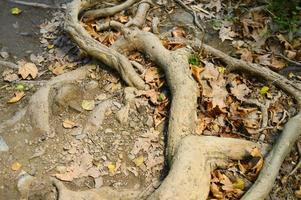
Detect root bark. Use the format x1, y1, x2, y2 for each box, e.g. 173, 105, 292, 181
10, 0, 299, 199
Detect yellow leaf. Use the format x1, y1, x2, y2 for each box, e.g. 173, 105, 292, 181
107, 163, 116, 173
62, 119, 77, 129
18, 62, 38, 79
81, 100, 95, 111
133, 155, 144, 167
8, 91, 25, 103
218, 67, 226, 74
11, 162, 22, 171
11, 7, 22, 15
232, 178, 245, 190
47, 44, 54, 49
52, 65, 65, 75
260, 86, 269, 94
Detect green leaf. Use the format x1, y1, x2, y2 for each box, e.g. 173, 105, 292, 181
157, 93, 166, 102
260, 86, 269, 94
188, 55, 200, 66
11, 7, 22, 15
15, 84, 25, 91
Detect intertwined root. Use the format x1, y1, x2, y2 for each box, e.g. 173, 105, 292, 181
3, 0, 300, 199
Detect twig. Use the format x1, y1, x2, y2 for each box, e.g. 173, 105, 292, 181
290, 141, 301, 175
275, 53, 301, 67
0, 60, 18, 69
174, 0, 205, 32
9, 0, 62, 9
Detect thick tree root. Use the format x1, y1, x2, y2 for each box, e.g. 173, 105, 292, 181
0, 66, 93, 136
38, 0, 301, 199
50, 1, 276, 199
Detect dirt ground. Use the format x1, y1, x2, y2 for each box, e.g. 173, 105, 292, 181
0, 0, 301, 199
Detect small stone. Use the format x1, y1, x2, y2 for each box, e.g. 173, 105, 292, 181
113, 101, 122, 109
116, 104, 129, 124
0, 136, 9, 152
0, 51, 9, 59
105, 128, 113, 134
94, 177, 103, 189
76, 133, 86, 140
85, 80, 99, 90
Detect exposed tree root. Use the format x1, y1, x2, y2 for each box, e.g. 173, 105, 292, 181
0, 66, 93, 136
48, 1, 286, 199
0, 60, 19, 69
3, 0, 298, 199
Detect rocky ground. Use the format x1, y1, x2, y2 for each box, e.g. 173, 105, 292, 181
0, 0, 301, 199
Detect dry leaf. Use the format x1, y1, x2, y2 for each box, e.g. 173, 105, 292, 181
62, 119, 77, 129
2, 69, 18, 82
210, 182, 224, 199
8, 91, 25, 103
81, 100, 95, 111
11, 162, 22, 171
237, 48, 253, 62
52, 65, 65, 75
191, 65, 204, 83
133, 155, 144, 167
18, 62, 38, 79
231, 84, 251, 101
219, 26, 237, 42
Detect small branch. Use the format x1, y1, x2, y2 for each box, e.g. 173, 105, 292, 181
9, 0, 62, 9
275, 53, 301, 67
152, 17, 160, 34
83, 0, 140, 21
0, 60, 18, 69
289, 141, 301, 175
126, 1, 151, 28
174, 0, 205, 32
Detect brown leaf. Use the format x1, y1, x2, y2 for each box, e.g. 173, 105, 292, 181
8, 91, 25, 103
230, 83, 251, 101
171, 27, 186, 38
62, 119, 77, 129
270, 56, 286, 70
2, 69, 18, 82
237, 48, 253, 62
210, 182, 224, 199
191, 65, 204, 83
219, 26, 237, 42
18, 62, 38, 79
144, 67, 160, 83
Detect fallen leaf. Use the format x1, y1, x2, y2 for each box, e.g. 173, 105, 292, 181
270, 57, 286, 70
2, 69, 18, 82
8, 91, 25, 103
210, 182, 224, 199
52, 65, 65, 75
144, 67, 160, 83
191, 65, 204, 83
11, 162, 22, 171
11, 7, 22, 15
133, 155, 144, 167
231, 84, 251, 101
62, 119, 77, 129
219, 26, 237, 42
107, 163, 116, 174
295, 186, 301, 198
205, 0, 222, 12
260, 86, 269, 94
232, 178, 245, 190
18, 62, 38, 79
81, 100, 95, 111
171, 27, 186, 38
237, 48, 253, 62
47, 44, 54, 49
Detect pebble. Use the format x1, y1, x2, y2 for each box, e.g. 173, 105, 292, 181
113, 101, 122, 109
0, 136, 9, 152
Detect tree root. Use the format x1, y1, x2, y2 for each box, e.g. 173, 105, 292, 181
19, 0, 300, 199
0, 66, 93, 136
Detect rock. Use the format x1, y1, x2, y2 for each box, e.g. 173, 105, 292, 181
105, 128, 113, 134
0, 136, 9, 152
123, 87, 137, 105
17, 171, 36, 199
85, 80, 99, 90
113, 101, 122, 109
116, 104, 130, 124
94, 177, 103, 189
0, 51, 9, 59
55, 84, 82, 108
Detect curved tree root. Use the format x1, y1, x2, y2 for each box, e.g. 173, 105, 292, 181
48, 0, 301, 199
0, 66, 93, 135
